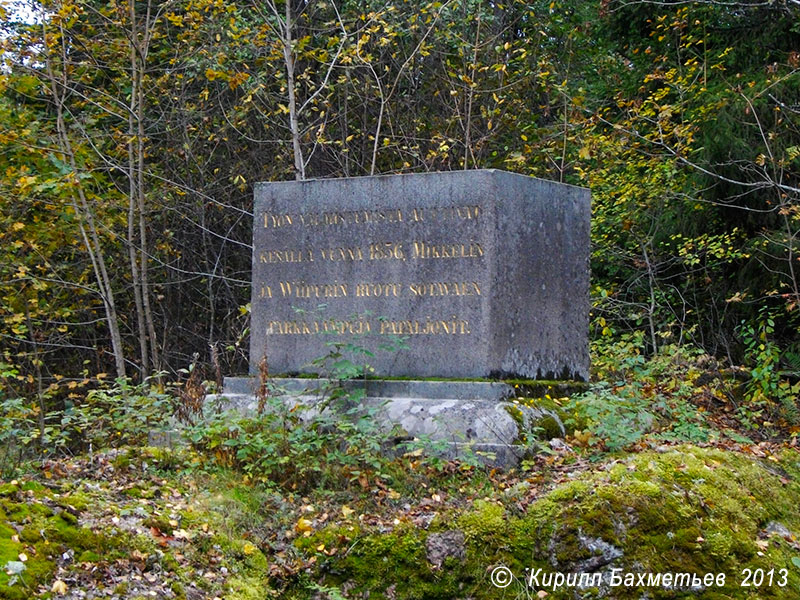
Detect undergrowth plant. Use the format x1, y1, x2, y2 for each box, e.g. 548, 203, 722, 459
0, 375, 173, 474
187, 319, 409, 493
568, 337, 714, 453
739, 310, 800, 429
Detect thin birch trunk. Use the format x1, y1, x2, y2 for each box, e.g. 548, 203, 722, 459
44, 12, 127, 379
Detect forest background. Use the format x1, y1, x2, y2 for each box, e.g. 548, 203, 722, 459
1, 0, 799, 431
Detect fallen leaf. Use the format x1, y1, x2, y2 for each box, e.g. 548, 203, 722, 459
51, 580, 68, 595
295, 518, 313, 533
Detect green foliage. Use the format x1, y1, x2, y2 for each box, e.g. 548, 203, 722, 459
738, 309, 800, 428
61, 377, 174, 449
567, 383, 655, 452
0, 377, 173, 472
569, 339, 713, 453
1, 0, 800, 445
188, 332, 404, 493
0, 0, 800, 469
186, 393, 392, 494
0, 396, 37, 476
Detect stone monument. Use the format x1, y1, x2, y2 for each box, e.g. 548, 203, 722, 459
215, 170, 590, 464
249, 169, 590, 381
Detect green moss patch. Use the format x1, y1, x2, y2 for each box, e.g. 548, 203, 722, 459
292, 446, 800, 599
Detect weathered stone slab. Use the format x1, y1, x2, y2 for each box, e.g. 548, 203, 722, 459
251, 170, 590, 380
212, 377, 574, 466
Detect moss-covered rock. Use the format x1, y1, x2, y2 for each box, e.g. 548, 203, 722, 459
294, 446, 800, 599
0, 487, 100, 599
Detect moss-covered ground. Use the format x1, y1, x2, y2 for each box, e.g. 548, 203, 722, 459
2, 442, 799, 599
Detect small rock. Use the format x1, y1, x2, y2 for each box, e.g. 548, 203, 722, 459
412, 512, 437, 529
549, 438, 573, 453
503, 480, 531, 499
426, 530, 466, 568
765, 521, 793, 539
572, 530, 623, 572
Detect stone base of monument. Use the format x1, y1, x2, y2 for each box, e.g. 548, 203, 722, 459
205, 377, 585, 467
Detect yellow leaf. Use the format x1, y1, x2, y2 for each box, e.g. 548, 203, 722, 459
52, 580, 68, 595
12, 222, 24, 231
295, 518, 313, 533
243, 542, 257, 555
341, 505, 355, 518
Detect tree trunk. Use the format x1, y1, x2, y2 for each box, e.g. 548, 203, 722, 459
283, 1, 305, 180
44, 14, 128, 379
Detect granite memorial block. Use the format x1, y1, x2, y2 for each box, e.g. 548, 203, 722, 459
250, 169, 590, 380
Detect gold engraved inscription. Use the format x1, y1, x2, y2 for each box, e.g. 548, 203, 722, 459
408, 281, 481, 296
355, 283, 402, 297
411, 241, 483, 259
267, 319, 371, 335
299, 209, 404, 227
257, 281, 481, 300
259, 249, 314, 263
319, 246, 363, 261
277, 281, 347, 298
263, 212, 294, 228
379, 316, 471, 335
267, 317, 471, 335
369, 242, 405, 260
261, 205, 480, 228
412, 205, 480, 222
